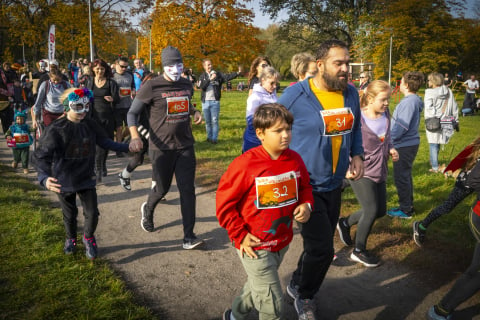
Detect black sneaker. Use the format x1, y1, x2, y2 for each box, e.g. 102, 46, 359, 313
63, 238, 77, 255
182, 237, 204, 250
337, 217, 353, 246
294, 297, 316, 320
141, 202, 154, 232
82, 235, 97, 259
118, 173, 131, 191
222, 308, 232, 320
287, 280, 299, 299
413, 221, 426, 247
350, 249, 380, 267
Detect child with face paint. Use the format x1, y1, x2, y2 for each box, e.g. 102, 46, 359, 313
127, 46, 205, 250
34, 88, 131, 259
5, 110, 34, 173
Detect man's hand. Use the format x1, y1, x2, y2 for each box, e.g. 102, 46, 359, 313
129, 137, 143, 152
349, 155, 365, 180
293, 203, 311, 223
240, 233, 261, 259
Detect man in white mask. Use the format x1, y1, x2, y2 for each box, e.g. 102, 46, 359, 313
127, 45, 204, 250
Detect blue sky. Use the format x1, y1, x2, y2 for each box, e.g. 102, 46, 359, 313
247, 1, 287, 29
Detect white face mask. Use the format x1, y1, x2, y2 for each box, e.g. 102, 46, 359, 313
164, 63, 184, 81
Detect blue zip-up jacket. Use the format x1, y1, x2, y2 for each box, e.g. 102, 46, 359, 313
278, 80, 363, 192
390, 94, 424, 148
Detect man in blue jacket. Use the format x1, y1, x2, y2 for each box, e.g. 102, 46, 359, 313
278, 39, 364, 320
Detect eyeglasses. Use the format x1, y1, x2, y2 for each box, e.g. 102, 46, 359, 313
119, 65, 128, 69
261, 64, 269, 68
70, 103, 90, 114
359, 76, 365, 78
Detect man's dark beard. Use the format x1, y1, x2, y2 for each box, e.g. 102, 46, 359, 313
322, 69, 348, 91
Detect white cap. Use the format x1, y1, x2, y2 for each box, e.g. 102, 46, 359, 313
49, 59, 59, 66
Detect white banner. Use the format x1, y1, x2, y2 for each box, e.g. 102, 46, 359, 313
48, 24, 55, 62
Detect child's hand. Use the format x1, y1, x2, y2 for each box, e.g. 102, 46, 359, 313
45, 177, 61, 193
240, 233, 261, 259
293, 203, 311, 223
390, 148, 399, 162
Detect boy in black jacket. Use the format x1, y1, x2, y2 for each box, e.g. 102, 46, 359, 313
34, 87, 131, 259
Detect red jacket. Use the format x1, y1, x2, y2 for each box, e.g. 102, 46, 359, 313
216, 146, 313, 252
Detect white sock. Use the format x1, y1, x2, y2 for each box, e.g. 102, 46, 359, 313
122, 168, 131, 178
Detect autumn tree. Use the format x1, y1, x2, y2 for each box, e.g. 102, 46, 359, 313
259, 0, 376, 49
137, 0, 266, 73
1, 0, 131, 66
369, 0, 467, 81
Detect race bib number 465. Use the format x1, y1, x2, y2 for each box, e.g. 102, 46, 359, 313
166, 96, 190, 116
256, 171, 298, 209
320, 108, 354, 136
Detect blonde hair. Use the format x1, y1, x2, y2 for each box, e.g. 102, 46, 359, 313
428, 72, 444, 87
360, 80, 391, 108
290, 52, 315, 80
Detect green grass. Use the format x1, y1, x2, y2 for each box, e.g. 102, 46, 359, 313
0, 167, 156, 320
1, 83, 478, 317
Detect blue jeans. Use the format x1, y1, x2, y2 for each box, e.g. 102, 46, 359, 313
202, 100, 220, 142
429, 143, 440, 170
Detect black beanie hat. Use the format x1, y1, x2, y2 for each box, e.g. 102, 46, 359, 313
161, 46, 183, 66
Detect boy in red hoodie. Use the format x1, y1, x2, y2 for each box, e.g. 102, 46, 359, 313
216, 103, 313, 320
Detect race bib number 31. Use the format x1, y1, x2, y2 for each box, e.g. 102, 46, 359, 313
320, 108, 354, 136
166, 96, 190, 116
256, 171, 298, 209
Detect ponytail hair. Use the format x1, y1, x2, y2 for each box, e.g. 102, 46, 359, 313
360, 80, 391, 108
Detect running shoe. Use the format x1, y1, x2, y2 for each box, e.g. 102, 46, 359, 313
413, 221, 426, 247
350, 249, 380, 267
182, 237, 205, 250
294, 297, 316, 320
82, 235, 97, 259
118, 173, 131, 191
141, 202, 154, 232
337, 217, 353, 246
222, 308, 233, 320
287, 280, 299, 299
427, 306, 452, 320
387, 208, 412, 219
63, 238, 77, 255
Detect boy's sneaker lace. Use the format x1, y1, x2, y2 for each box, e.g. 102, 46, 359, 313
294, 297, 316, 320
141, 202, 154, 232
287, 280, 299, 299
387, 207, 413, 219
63, 238, 77, 255
118, 172, 131, 191
350, 249, 380, 267
336, 217, 353, 246
413, 221, 426, 247
82, 235, 97, 259
427, 306, 452, 320
182, 237, 205, 250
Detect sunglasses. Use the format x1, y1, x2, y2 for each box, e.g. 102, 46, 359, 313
119, 65, 128, 69
70, 103, 90, 114
261, 64, 269, 68
359, 76, 365, 78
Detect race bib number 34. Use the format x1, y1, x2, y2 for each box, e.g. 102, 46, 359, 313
256, 171, 298, 209
166, 96, 190, 116
320, 108, 354, 136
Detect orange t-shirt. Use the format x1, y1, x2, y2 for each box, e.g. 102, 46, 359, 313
309, 78, 344, 173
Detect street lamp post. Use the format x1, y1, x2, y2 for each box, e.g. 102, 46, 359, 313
148, 19, 153, 72
88, 0, 94, 61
